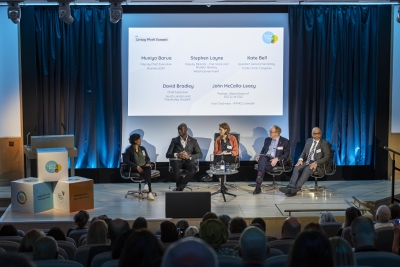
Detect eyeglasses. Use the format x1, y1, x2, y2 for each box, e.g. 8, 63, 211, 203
269, 130, 277, 133
312, 132, 322, 135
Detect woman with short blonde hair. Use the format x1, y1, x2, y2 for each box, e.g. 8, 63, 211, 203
87, 220, 109, 245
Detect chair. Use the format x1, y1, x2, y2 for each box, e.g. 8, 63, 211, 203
35, 260, 84, 267
341, 226, 353, 247
320, 222, 343, 238
265, 248, 284, 259
267, 236, 278, 242
17, 229, 25, 237
268, 239, 294, 255
228, 233, 241, 240
68, 229, 88, 247
79, 234, 87, 247
354, 251, 400, 267
0, 240, 20, 252
0, 247, 5, 254
57, 241, 77, 261
101, 259, 119, 267
168, 159, 200, 191
90, 251, 112, 267
264, 254, 288, 267
73, 244, 105, 267
375, 226, 394, 252
221, 240, 239, 249
308, 149, 336, 193
218, 255, 242, 267
66, 237, 77, 247
0, 236, 22, 243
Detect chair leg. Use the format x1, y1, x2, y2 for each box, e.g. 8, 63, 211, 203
261, 174, 285, 191
308, 177, 326, 192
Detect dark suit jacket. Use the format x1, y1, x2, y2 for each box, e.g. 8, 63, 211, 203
166, 136, 203, 164
260, 136, 291, 166
123, 145, 151, 170
299, 138, 331, 176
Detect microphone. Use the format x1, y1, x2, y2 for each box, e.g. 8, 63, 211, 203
61, 122, 66, 134
26, 132, 31, 147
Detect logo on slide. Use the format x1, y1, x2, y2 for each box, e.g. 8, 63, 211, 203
17, 191, 27, 204
45, 161, 62, 173
57, 191, 64, 203
262, 31, 279, 44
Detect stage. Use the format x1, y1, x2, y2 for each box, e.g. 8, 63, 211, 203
1, 180, 399, 237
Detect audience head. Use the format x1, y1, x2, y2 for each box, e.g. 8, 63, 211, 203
119, 230, 164, 267
161, 237, 218, 267
112, 229, 135, 259
87, 219, 109, 245
329, 237, 355, 266
91, 214, 111, 224
344, 207, 361, 228
303, 222, 324, 234
47, 227, 66, 241
73, 210, 90, 228
0, 254, 36, 267
200, 218, 228, 249
281, 217, 301, 239
389, 203, 400, 219
251, 218, 266, 233
375, 205, 391, 223
33, 236, 58, 260
108, 218, 130, 243
133, 217, 148, 230
319, 212, 336, 223
218, 214, 231, 229
229, 217, 247, 234
287, 230, 334, 267
19, 229, 45, 252
185, 226, 199, 236
0, 224, 18, 236
160, 221, 179, 243
201, 212, 218, 225
239, 226, 267, 265
176, 219, 189, 230
351, 217, 376, 249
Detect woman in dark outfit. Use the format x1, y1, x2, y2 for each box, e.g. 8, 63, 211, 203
124, 133, 155, 200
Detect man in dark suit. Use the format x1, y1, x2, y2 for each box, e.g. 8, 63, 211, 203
279, 127, 331, 197
166, 123, 203, 191
253, 125, 290, 194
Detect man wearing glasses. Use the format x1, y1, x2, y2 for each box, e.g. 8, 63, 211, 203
279, 127, 331, 197
253, 125, 290, 194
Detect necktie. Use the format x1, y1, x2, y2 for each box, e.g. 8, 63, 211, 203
306, 141, 317, 165
267, 139, 276, 157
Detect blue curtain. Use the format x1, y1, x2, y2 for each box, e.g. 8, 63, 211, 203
288, 6, 378, 165
34, 6, 122, 168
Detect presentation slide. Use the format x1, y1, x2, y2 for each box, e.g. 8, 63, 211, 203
128, 28, 283, 116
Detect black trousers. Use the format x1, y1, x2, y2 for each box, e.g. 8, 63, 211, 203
131, 166, 152, 192
257, 156, 275, 179
171, 160, 197, 189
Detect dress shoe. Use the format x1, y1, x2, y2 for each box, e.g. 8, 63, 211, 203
172, 188, 182, 191
253, 187, 261, 195
285, 192, 297, 197
279, 187, 291, 194
201, 174, 213, 182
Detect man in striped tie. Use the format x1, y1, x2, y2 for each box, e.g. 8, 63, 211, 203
279, 127, 331, 197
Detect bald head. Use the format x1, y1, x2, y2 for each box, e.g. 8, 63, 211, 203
108, 218, 130, 243
351, 217, 375, 249
376, 205, 391, 223
239, 226, 267, 265
312, 127, 322, 141
161, 237, 218, 267
282, 217, 301, 239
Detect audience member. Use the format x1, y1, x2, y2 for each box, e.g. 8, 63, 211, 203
304, 222, 325, 234
201, 212, 218, 225
160, 221, 179, 243
329, 236, 355, 266
218, 214, 231, 229
251, 218, 266, 233
336, 207, 361, 236
319, 212, 336, 223
18, 229, 45, 252
87, 220, 109, 245
287, 230, 334, 267
47, 227, 67, 241
176, 220, 189, 237
389, 203, 400, 220
112, 229, 134, 259
229, 217, 247, 234
119, 230, 164, 267
161, 237, 218, 267
281, 217, 301, 239
184, 226, 199, 236
249, 223, 265, 233
67, 210, 89, 236
33, 236, 58, 260
91, 214, 112, 224
239, 226, 267, 267
374, 205, 393, 229
351, 217, 378, 252
133, 217, 148, 230
0, 224, 18, 236
0, 254, 36, 267
392, 218, 400, 254
200, 218, 238, 257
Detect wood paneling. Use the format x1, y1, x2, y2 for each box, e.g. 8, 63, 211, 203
0, 138, 23, 186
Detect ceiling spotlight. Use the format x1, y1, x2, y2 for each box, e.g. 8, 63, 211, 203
7, 2, 21, 24
58, 2, 74, 24
109, 2, 123, 24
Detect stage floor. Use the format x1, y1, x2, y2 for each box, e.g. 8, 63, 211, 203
1, 180, 399, 223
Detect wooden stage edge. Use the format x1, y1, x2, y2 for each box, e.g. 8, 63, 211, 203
1, 180, 400, 238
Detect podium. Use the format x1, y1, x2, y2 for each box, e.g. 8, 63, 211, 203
53, 177, 94, 212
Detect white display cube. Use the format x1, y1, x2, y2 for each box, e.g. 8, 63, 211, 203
11, 178, 54, 213
37, 147, 68, 182
53, 177, 94, 213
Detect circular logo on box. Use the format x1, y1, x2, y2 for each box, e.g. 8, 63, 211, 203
17, 191, 27, 204
262, 31, 278, 44
45, 161, 62, 173
57, 192, 64, 203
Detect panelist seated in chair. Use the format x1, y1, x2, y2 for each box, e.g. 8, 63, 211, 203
253, 125, 290, 195
279, 127, 331, 197
166, 123, 203, 191
124, 133, 155, 200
